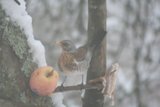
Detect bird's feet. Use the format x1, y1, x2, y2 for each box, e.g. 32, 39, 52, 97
80, 74, 86, 100
80, 74, 84, 90
59, 76, 67, 91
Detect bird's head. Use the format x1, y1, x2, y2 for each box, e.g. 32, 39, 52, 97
56, 40, 76, 52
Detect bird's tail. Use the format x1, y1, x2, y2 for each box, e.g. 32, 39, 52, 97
85, 29, 106, 52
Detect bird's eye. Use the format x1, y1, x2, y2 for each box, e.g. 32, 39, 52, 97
63, 42, 69, 46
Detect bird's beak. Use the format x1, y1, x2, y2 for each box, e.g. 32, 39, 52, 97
55, 41, 62, 46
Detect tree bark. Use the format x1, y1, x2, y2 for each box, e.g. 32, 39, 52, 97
0, 5, 53, 107
83, 0, 106, 107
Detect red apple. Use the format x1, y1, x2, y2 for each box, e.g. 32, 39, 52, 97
29, 66, 59, 96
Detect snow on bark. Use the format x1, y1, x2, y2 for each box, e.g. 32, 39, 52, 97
0, 0, 46, 67
0, 0, 66, 107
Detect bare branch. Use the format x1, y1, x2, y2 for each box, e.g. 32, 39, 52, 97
54, 82, 103, 93
14, 0, 20, 5
53, 63, 119, 103
88, 63, 119, 106
103, 63, 119, 96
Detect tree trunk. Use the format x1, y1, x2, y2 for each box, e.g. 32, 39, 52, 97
83, 0, 106, 107
0, 5, 53, 107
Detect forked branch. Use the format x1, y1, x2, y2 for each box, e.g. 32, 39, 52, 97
53, 63, 119, 101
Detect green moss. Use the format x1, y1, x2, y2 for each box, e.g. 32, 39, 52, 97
21, 57, 35, 77
0, 12, 36, 76
0, 4, 29, 60
4, 22, 28, 60
0, 5, 53, 107
20, 92, 28, 103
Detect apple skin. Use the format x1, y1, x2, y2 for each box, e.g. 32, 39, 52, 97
29, 66, 59, 96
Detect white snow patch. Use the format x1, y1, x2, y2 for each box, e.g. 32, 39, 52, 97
51, 93, 66, 107
0, 0, 46, 67
0, 0, 65, 107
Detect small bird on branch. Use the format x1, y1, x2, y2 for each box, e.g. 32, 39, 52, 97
53, 63, 119, 106
55, 30, 106, 86
55, 40, 89, 85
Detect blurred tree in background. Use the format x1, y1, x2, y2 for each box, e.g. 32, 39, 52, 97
26, 0, 160, 107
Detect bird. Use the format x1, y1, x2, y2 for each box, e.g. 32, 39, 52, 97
55, 30, 107, 75
54, 32, 106, 102
55, 40, 89, 85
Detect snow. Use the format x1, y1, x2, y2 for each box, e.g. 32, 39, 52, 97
0, 0, 46, 67
0, 0, 66, 107
0, 1, 69, 106
51, 93, 66, 107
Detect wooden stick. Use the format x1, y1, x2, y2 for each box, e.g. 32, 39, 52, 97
54, 83, 103, 93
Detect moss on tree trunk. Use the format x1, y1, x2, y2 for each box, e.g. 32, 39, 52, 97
0, 5, 53, 107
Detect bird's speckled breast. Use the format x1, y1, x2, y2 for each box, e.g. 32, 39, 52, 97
58, 51, 78, 73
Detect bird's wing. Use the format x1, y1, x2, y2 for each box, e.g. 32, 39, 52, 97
58, 52, 78, 72
73, 46, 88, 62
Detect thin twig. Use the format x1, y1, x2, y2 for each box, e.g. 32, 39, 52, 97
14, 0, 21, 5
